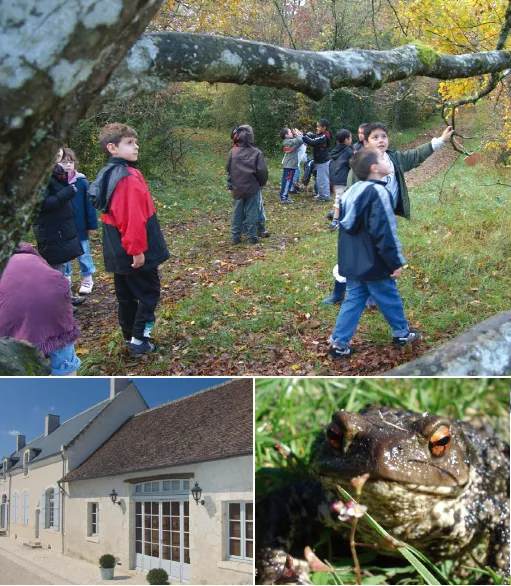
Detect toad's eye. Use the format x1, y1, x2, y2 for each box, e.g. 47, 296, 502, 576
326, 422, 343, 450
429, 426, 451, 457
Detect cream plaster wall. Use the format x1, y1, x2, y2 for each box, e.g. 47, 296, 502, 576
5, 458, 64, 551
64, 455, 253, 585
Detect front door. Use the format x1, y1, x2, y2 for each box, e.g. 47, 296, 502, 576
135, 500, 190, 582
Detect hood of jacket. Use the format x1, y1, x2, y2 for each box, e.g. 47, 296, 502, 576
330, 143, 350, 160
235, 125, 254, 146
88, 157, 133, 212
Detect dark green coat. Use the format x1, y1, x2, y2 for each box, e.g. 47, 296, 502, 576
346, 142, 434, 219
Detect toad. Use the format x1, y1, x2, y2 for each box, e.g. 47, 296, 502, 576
257, 407, 509, 584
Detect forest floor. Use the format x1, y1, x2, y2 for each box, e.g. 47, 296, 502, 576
76, 109, 511, 375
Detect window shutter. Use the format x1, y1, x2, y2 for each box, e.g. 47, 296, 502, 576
54, 488, 60, 531
41, 489, 46, 528
22, 491, 27, 525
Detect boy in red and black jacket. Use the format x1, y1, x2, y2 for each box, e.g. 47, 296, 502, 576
89, 123, 170, 356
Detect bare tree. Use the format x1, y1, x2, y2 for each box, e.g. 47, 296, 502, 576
1, 0, 510, 272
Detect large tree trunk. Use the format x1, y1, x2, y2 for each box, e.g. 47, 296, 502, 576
1, 1, 511, 272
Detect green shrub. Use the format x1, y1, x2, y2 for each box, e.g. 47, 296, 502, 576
147, 568, 169, 585
99, 554, 116, 568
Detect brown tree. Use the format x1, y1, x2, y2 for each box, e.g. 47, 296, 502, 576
1, 0, 510, 272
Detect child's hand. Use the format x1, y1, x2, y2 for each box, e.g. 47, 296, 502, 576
390, 268, 403, 278
440, 126, 454, 142
132, 253, 145, 268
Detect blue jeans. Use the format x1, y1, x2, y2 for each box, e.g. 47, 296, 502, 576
242, 190, 266, 234
330, 278, 409, 348
49, 343, 81, 375
232, 192, 260, 241
280, 168, 295, 199
65, 240, 96, 278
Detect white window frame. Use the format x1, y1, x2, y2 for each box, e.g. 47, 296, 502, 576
47, 488, 55, 529
133, 479, 190, 496
226, 501, 253, 562
23, 451, 30, 477
87, 502, 99, 537
22, 490, 29, 525
12, 491, 19, 524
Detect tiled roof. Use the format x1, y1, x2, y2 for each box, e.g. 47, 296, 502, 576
62, 379, 253, 482
5, 400, 110, 470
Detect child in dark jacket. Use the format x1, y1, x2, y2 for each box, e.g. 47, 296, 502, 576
328, 148, 420, 359
226, 125, 268, 244
301, 118, 331, 201
89, 123, 170, 357
329, 129, 354, 229
60, 148, 98, 294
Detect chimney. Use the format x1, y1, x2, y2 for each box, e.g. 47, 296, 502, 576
16, 434, 26, 452
45, 414, 60, 436
110, 378, 130, 399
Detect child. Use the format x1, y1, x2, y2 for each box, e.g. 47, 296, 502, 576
60, 148, 98, 294
279, 128, 303, 203
231, 127, 270, 239
33, 161, 85, 308
352, 123, 367, 152
347, 122, 454, 219
89, 123, 170, 357
226, 125, 268, 244
328, 148, 419, 359
289, 142, 307, 194
0, 244, 81, 375
328, 129, 354, 229
301, 118, 331, 201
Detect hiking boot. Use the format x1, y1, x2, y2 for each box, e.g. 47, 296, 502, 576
128, 340, 155, 356
393, 329, 420, 348
328, 344, 356, 359
258, 230, 271, 238
71, 295, 86, 306
79, 276, 94, 294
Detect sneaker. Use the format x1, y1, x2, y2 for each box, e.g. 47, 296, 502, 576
128, 340, 155, 356
258, 230, 271, 238
247, 238, 259, 245
393, 329, 421, 348
79, 277, 94, 294
232, 238, 241, 245
314, 196, 331, 202
281, 198, 294, 204
326, 210, 334, 220
71, 295, 86, 306
328, 344, 356, 359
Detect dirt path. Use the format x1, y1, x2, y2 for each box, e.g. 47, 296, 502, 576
74, 121, 470, 375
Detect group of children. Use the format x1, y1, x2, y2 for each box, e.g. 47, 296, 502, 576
0, 116, 454, 374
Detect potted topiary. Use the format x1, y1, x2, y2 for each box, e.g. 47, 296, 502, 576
99, 554, 116, 580
147, 568, 169, 585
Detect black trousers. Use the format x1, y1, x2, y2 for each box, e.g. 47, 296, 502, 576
113, 268, 161, 341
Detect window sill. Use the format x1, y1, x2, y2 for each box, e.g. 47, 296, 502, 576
86, 536, 100, 543
217, 560, 253, 574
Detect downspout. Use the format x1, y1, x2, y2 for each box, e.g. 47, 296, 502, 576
58, 447, 66, 555
7, 471, 11, 537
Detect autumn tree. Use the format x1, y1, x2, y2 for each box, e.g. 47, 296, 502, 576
1, 0, 511, 273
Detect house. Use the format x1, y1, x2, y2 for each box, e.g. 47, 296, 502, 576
0, 379, 147, 552
61, 378, 253, 585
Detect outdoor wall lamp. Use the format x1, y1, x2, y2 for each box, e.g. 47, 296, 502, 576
109, 489, 122, 506
191, 481, 204, 505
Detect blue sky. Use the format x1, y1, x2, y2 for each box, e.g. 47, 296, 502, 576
0, 378, 233, 457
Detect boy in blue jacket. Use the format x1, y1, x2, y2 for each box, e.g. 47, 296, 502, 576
328, 147, 419, 359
